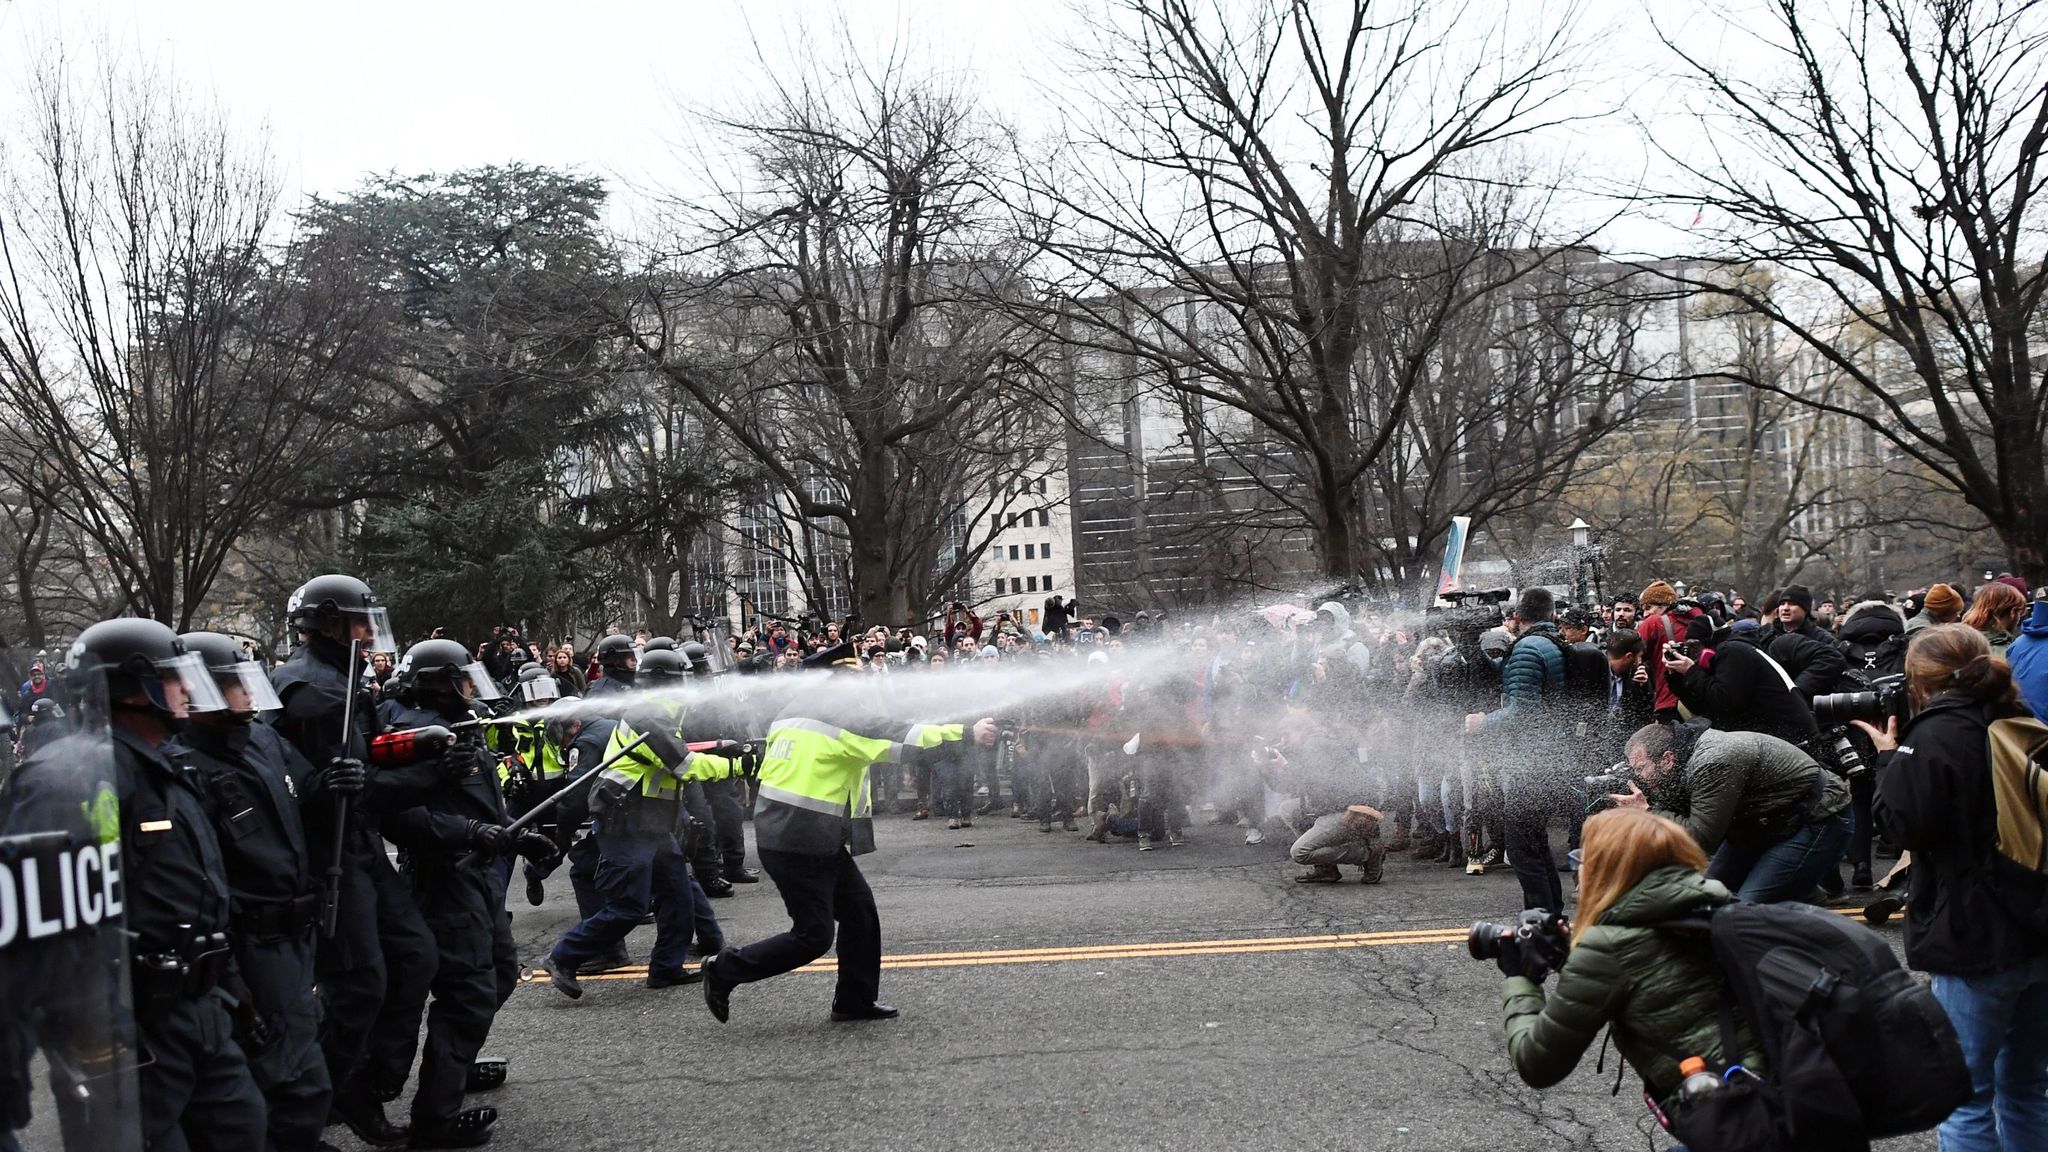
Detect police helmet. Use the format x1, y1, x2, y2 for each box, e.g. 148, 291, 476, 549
515, 662, 561, 704
67, 618, 227, 717
644, 636, 678, 652
29, 697, 64, 721
595, 633, 637, 670
638, 648, 688, 683
179, 631, 283, 716
286, 574, 397, 650
680, 641, 713, 676
401, 638, 501, 702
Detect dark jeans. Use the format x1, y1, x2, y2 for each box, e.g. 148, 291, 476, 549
717, 848, 881, 1012
323, 854, 437, 1103
1501, 772, 1572, 914
933, 757, 974, 821
1706, 808, 1853, 903
1846, 771, 1875, 870
553, 830, 720, 977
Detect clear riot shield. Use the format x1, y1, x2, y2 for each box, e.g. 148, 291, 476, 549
704, 619, 738, 676
0, 653, 141, 1152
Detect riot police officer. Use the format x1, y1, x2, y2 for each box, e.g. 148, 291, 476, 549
384, 639, 556, 1148
498, 665, 569, 907
268, 575, 441, 1147
178, 632, 332, 1151
547, 648, 738, 997
684, 642, 760, 889
586, 634, 637, 699
22, 620, 268, 1147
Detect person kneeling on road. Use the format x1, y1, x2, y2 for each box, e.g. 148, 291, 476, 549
1609, 722, 1851, 904
1291, 804, 1387, 884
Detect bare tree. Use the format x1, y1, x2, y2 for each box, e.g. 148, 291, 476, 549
1648, 0, 2048, 583
623, 39, 1062, 625
0, 46, 367, 628
1020, 0, 1599, 583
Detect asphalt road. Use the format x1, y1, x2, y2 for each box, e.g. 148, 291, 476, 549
322, 811, 1933, 1152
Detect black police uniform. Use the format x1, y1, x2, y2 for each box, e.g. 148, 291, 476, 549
37, 724, 268, 1149
267, 637, 440, 1109
177, 720, 331, 1151
382, 702, 519, 1133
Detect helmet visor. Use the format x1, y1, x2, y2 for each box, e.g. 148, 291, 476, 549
518, 674, 560, 704
216, 661, 284, 714
460, 662, 503, 702
157, 652, 228, 715
342, 606, 398, 654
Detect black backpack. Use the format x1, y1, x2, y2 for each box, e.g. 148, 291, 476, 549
1659, 902, 1969, 1150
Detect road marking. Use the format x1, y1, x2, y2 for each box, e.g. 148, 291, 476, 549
529, 925, 1471, 984
525, 907, 1883, 986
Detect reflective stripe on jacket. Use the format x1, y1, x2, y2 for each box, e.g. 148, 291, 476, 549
755, 717, 964, 856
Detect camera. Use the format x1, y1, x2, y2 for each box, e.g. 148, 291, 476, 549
1583, 761, 1633, 793
1468, 908, 1572, 981
1812, 673, 1906, 729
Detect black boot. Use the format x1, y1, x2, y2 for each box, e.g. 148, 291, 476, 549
330, 1092, 410, 1148
408, 1107, 497, 1148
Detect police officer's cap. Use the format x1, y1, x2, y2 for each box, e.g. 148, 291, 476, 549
802, 641, 860, 670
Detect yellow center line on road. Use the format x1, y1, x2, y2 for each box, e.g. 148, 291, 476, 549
528, 925, 1472, 984
524, 907, 1882, 985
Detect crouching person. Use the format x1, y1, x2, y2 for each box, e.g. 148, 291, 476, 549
1290, 804, 1386, 885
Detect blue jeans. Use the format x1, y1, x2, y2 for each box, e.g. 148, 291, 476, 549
1706, 808, 1851, 903
1931, 954, 2048, 1152
552, 830, 721, 977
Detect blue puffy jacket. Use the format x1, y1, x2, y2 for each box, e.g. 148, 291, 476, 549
1478, 622, 1565, 737
2009, 600, 2048, 724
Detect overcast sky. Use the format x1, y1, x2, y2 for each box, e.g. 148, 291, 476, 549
2, 0, 1729, 252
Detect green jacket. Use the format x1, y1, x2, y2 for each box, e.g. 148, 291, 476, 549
1660, 728, 1848, 853
1502, 866, 1765, 1100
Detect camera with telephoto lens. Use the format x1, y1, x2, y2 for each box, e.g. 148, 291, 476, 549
1469, 909, 1573, 981
1811, 673, 1906, 729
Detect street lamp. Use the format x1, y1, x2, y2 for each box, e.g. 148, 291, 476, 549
1568, 518, 1603, 607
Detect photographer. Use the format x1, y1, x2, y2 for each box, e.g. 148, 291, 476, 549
1866, 624, 2048, 1149
1500, 809, 1764, 1107
1612, 723, 1850, 903
1663, 621, 1821, 749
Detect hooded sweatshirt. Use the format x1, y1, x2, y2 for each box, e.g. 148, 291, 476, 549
2009, 599, 2048, 725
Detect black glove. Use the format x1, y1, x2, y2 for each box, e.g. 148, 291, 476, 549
512, 830, 560, 869
223, 975, 278, 1056
469, 821, 513, 856
437, 738, 480, 782
324, 756, 366, 796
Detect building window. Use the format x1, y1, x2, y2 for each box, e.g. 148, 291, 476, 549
1024, 543, 1035, 559
1037, 509, 1049, 527
1027, 576, 1039, 592
1042, 543, 1053, 559
992, 514, 1000, 531
1008, 513, 1020, 528
1027, 608, 1039, 625
1043, 575, 1052, 591
994, 578, 1006, 595
1008, 544, 1019, 560
1037, 477, 1047, 494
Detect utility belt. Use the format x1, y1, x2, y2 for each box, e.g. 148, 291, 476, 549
130, 928, 231, 1023
231, 893, 319, 942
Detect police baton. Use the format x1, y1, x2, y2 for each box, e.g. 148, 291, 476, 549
453, 733, 648, 871
320, 638, 361, 940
